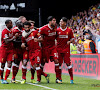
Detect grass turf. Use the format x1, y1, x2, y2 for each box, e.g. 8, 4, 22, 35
0, 70, 100, 90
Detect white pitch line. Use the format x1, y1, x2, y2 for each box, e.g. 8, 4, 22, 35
8, 78, 58, 90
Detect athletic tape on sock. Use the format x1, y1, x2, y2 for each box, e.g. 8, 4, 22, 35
67, 65, 72, 69
36, 67, 40, 70
55, 64, 59, 66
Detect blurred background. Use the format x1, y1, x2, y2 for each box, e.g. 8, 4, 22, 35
0, 0, 99, 27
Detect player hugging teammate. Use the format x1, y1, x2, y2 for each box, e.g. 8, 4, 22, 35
0, 16, 74, 84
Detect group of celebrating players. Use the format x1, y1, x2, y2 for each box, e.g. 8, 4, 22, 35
0, 16, 74, 84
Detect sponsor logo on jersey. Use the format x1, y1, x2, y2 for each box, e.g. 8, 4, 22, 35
26, 37, 33, 42
59, 35, 68, 38
48, 32, 56, 36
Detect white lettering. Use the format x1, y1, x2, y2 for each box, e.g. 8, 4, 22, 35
48, 32, 56, 36
59, 35, 68, 38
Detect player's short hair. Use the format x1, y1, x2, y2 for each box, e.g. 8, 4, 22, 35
5, 20, 12, 25
47, 16, 55, 22
23, 21, 31, 27
16, 21, 23, 27
19, 16, 26, 20
61, 17, 67, 23
28, 20, 35, 24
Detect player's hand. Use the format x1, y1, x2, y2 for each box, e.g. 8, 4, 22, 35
26, 47, 28, 50
67, 41, 71, 45
21, 43, 26, 49
15, 33, 19, 38
34, 38, 38, 42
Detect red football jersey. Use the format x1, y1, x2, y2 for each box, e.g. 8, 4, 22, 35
12, 26, 22, 36
56, 27, 74, 53
12, 26, 23, 48
39, 24, 57, 48
22, 30, 40, 51
1, 27, 13, 49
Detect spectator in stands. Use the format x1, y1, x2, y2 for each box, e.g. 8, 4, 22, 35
66, 3, 100, 54
90, 26, 100, 53
83, 35, 96, 54
70, 40, 77, 54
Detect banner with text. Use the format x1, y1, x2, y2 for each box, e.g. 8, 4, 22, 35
44, 54, 100, 80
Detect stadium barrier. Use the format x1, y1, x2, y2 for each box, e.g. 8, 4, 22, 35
19, 54, 100, 80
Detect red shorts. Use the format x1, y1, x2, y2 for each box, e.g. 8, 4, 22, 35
29, 49, 41, 66
23, 49, 29, 60
14, 48, 23, 61
14, 48, 29, 61
58, 52, 71, 64
0, 47, 14, 63
41, 47, 58, 63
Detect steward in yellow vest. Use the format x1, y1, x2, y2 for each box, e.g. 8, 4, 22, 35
70, 43, 77, 54
83, 35, 97, 54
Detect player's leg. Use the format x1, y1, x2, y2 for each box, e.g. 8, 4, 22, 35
34, 51, 42, 83
51, 48, 62, 83
57, 53, 64, 83
40, 49, 47, 71
30, 65, 36, 83
0, 48, 9, 84
40, 59, 45, 71
21, 50, 28, 84
12, 59, 20, 83
21, 59, 28, 84
54, 58, 62, 84
66, 63, 73, 84
28, 52, 36, 82
30, 58, 41, 83
11, 49, 22, 83
41, 59, 48, 77
40, 50, 50, 83
64, 53, 74, 84
4, 61, 12, 84
0, 63, 5, 83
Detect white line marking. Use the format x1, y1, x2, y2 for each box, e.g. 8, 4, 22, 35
8, 78, 58, 90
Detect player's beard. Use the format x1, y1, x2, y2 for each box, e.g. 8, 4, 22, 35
25, 29, 30, 33
51, 24, 55, 29
8, 26, 12, 30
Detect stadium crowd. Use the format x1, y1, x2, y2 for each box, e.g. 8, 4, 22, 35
67, 3, 100, 54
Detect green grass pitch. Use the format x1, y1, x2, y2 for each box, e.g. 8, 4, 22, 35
0, 70, 100, 90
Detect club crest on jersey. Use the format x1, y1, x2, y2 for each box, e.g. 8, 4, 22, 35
2, 58, 4, 62
25, 54, 27, 58
66, 32, 68, 34
37, 33, 40, 36
31, 33, 33, 36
